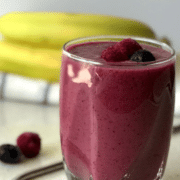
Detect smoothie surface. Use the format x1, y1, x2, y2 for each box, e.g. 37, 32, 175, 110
67, 41, 171, 64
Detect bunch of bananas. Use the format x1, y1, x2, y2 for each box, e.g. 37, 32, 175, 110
0, 12, 156, 83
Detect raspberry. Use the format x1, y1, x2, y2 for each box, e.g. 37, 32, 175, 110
0, 144, 22, 163
130, 49, 155, 62
17, 132, 41, 158
101, 46, 128, 62
114, 38, 142, 58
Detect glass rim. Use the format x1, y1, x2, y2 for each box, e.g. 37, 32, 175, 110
62, 35, 176, 67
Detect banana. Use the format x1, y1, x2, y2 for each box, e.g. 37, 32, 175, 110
0, 12, 156, 49
0, 12, 157, 82
0, 40, 61, 82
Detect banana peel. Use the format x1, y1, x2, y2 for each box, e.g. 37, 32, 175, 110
0, 12, 157, 82
0, 40, 61, 83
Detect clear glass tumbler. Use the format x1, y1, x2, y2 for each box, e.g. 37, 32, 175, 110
59, 36, 176, 180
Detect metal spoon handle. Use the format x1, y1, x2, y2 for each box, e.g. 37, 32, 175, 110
14, 161, 64, 180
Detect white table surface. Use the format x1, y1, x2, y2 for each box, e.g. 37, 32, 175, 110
0, 100, 180, 180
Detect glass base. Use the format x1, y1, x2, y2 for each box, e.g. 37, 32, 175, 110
64, 162, 93, 180
63, 161, 164, 180
64, 162, 79, 180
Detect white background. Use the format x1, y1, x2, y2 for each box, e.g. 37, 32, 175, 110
0, 0, 180, 52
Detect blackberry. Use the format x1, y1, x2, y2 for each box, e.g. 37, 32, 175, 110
0, 144, 21, 163
130, 49, 155, 62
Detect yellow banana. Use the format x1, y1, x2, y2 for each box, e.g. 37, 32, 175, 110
0, 12, 156, 49
0, 40, 61, 83
0, 12, 157, 82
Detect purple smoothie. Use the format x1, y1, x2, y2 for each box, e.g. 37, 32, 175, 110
60, 39, 175, 180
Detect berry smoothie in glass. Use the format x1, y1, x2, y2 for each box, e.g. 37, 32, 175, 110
59, 36, 176, 180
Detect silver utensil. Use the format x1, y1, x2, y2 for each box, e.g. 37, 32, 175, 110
13, 161, 64, 180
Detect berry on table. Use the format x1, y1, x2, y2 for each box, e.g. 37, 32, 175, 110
17, 132, 41, 158
0, 144, 22, 163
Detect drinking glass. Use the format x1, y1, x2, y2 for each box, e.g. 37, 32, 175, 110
59, 36, 176, 180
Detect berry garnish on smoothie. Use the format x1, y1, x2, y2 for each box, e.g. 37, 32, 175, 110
114, 38, 142, 58
101, 45, 128, 62
130, 49, 156, 62
101, 38, 155, 62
